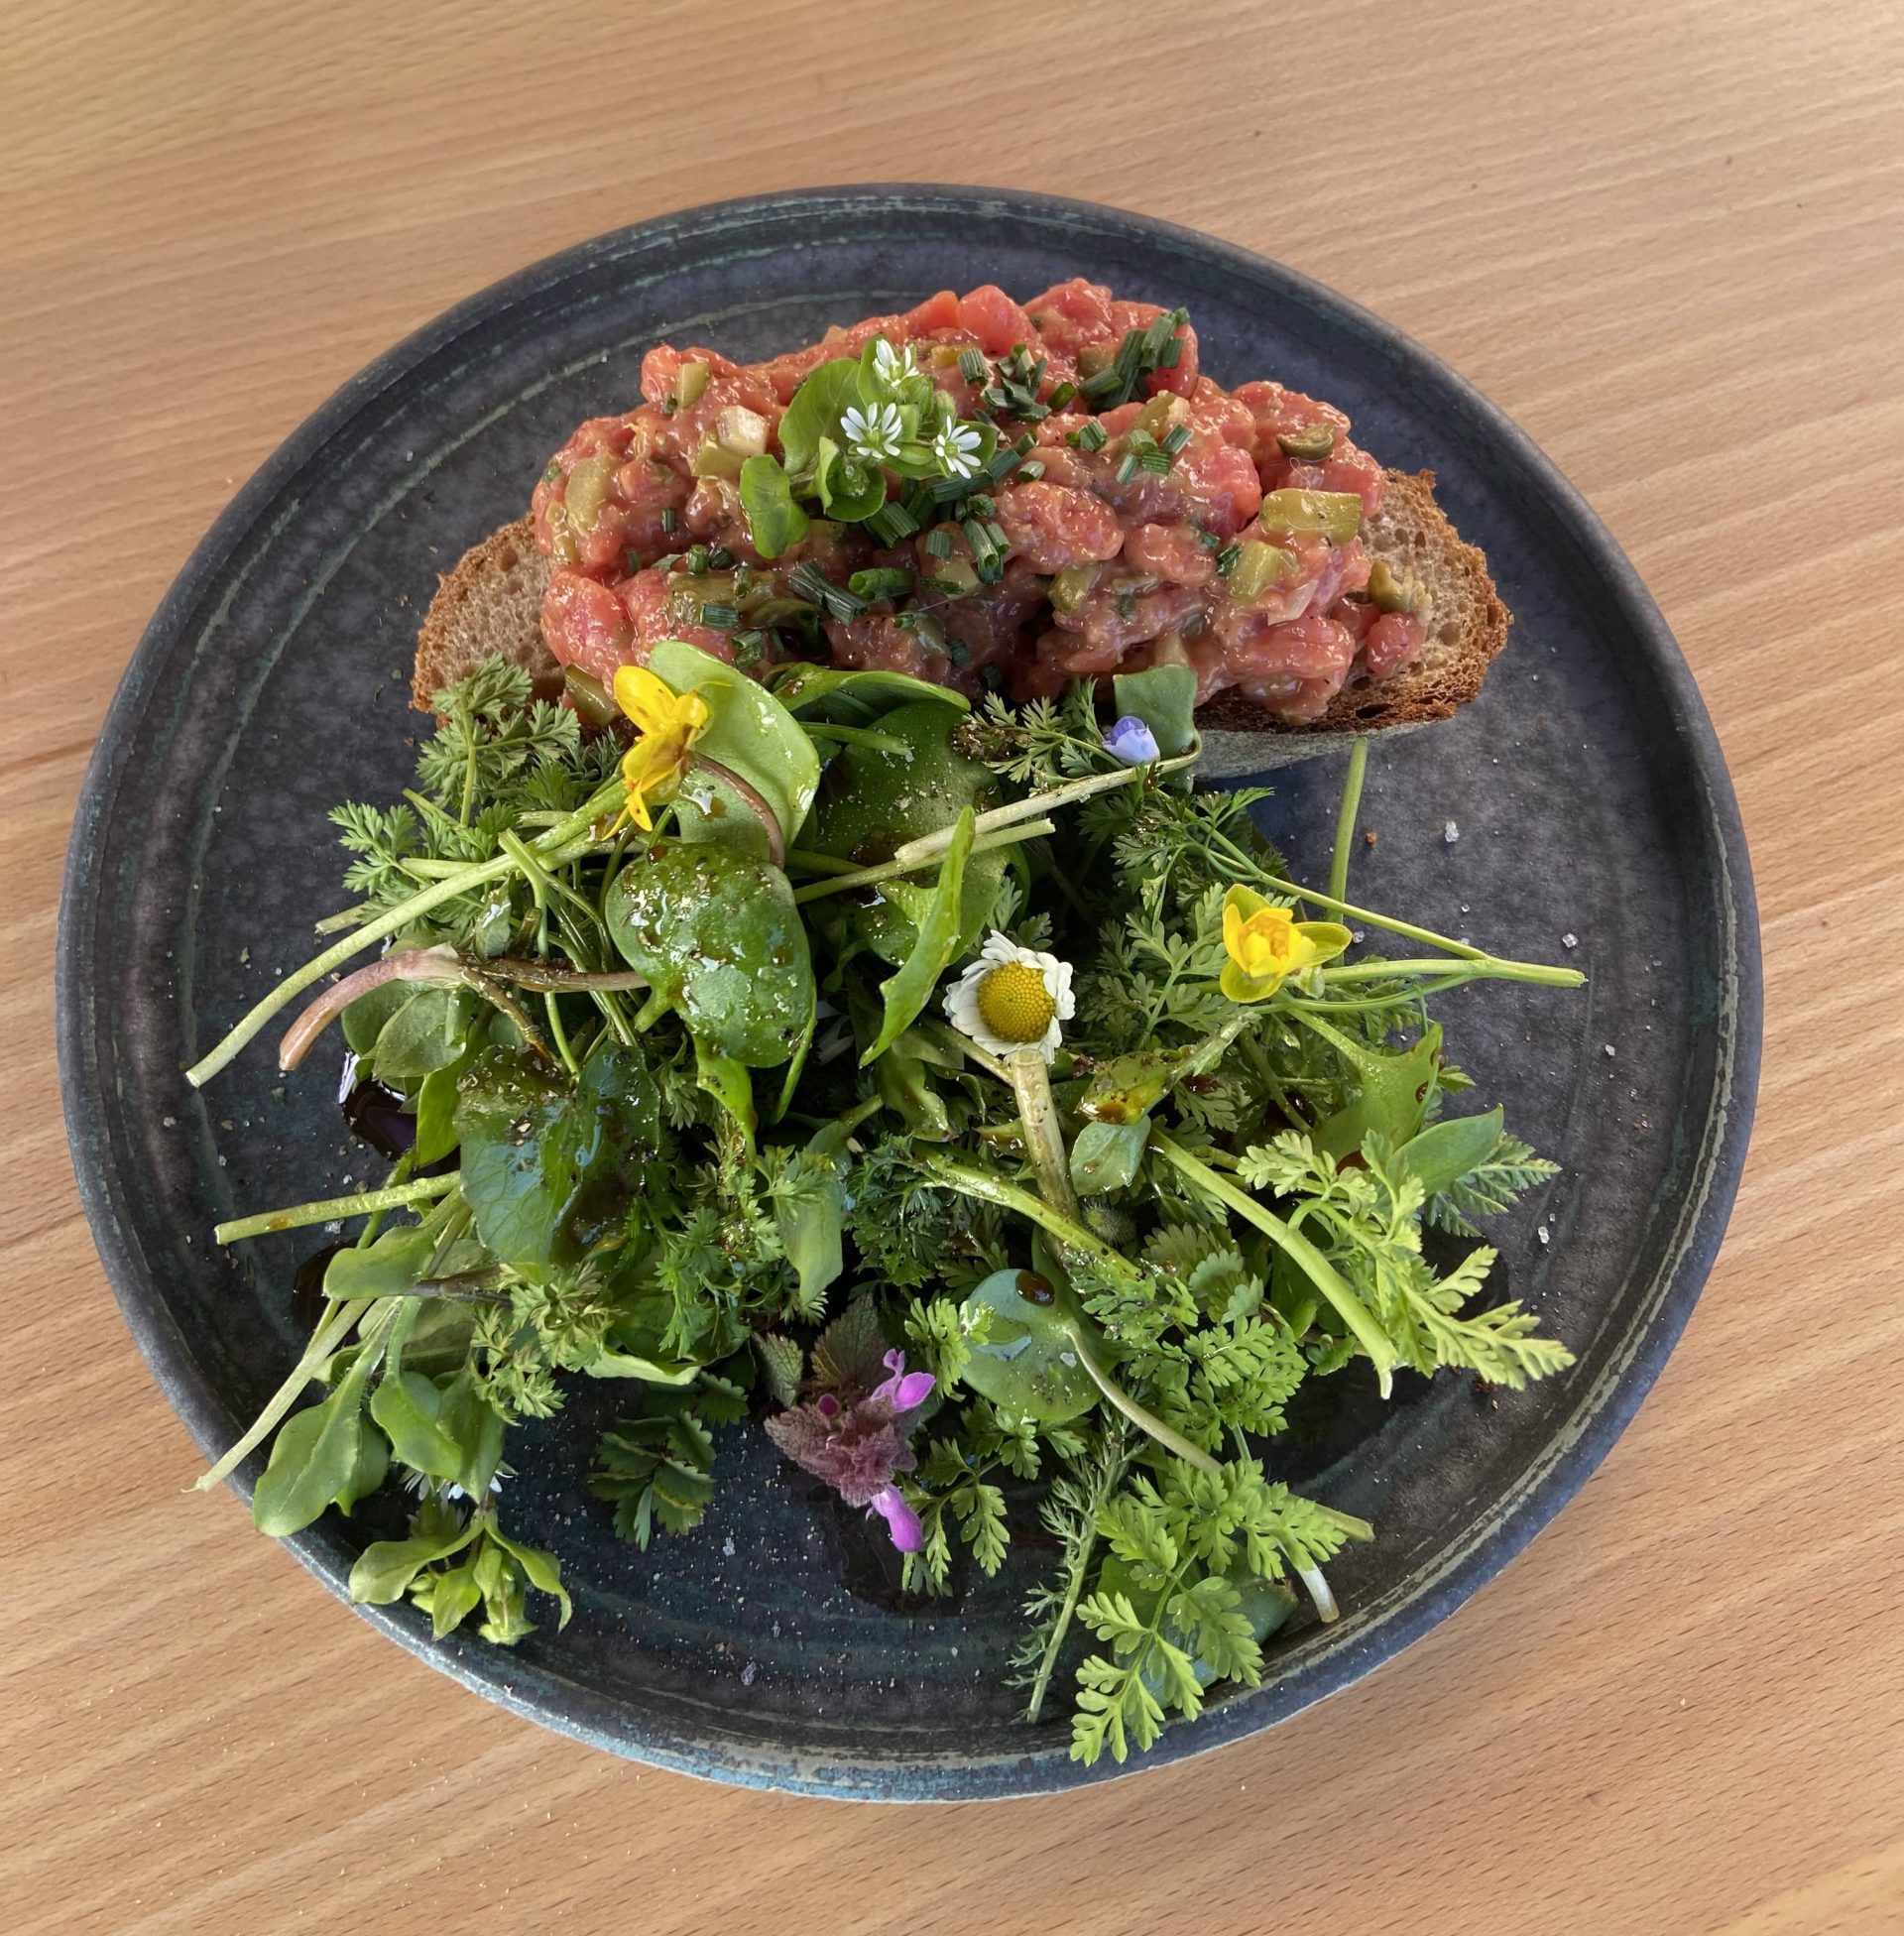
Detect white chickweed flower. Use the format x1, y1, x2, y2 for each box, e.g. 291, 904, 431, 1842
943, 932, 1076, 1063
933, 421, 984, 479
841, 401, 904, 465
871, 337, 918, 387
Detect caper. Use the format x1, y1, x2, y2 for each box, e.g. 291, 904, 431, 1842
1368, 558, 1426, 614
1276, 422, 1337, 460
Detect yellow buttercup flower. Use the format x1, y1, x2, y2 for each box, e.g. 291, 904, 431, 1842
613, 664, 709, 831
1219, 885, 1352, 1003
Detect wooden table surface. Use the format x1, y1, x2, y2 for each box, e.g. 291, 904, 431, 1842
6, 3, 1902, 1929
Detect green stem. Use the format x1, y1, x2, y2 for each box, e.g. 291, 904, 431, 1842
1007, 1050, 1078, 1219
887, 753, 1198, 871
187, 777, 626, 1087
1022, 1427, 1130, 1725
790, 819, 1055, 905
1315, 956, 1585, 990
799, 721, 910, 755
193, 1294, 377, 1491
1150, 1134, 1397, 1397
1327, 737, 1368, 906
213, 1174, 459, 1246
920, 1157, 1219, 1474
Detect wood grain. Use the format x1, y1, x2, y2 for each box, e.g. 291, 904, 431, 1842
4, 2, 1902, 1930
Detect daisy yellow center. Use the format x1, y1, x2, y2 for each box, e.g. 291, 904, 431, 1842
976, 962, 1056, 1043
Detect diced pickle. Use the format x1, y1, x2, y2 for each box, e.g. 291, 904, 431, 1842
744, 595, 819, 628
1275, 422, 1337, 460
675, 359, 711, 409
1077, 343, 1115, 379
562, 452, 616, 535
1133, 392, 1188, 440
715, 405, 770, 458
1226, 540, 1294, 603
690, 436, 745, 479
1048, 562, 1103, 613
563, 666, 620, 730
1256, 488, 1363, 543
930, 557, 982, 597
666, 570, 739, 628
1368, 557, 1426, 614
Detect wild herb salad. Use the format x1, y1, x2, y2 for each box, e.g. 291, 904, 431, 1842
189, 648, 1580, 1765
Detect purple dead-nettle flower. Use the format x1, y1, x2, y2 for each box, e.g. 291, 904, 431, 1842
763, 1328, 936, 1552
1103, 714, 1161, 766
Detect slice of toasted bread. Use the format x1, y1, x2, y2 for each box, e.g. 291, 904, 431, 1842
412, 473, 1507, 777
1192, 470, 1510, 776
410, 516, 557, 714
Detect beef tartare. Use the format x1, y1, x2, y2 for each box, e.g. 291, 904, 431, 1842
532, 281, 1427, 723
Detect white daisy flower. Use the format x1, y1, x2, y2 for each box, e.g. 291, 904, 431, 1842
841, 401, 904, 465
933, 421, 984, 479
943, 932, 1076, 1063
871, 337, 918, 387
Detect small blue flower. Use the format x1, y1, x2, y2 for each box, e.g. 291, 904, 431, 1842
1104, 715, 1161, 766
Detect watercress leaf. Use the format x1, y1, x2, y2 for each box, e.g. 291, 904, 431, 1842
1313, 1022, 1445, 1158
322, 1225, 436, 1301
877, 1032, 954, 1141
333, 1414, 390, 1514
435, 1373, 506, 1499
341, 976, 413, 1056
693, 1035, 757, 1156
1070, 1117, 1150, 1195
767, 664, 969, 725
252, 1363, 374, 1538
455, 1040, 662, 1271
773, 1136, 846, 1309
647, 638, 820, 853
813, 436, 886, 522
957, 1266, 1098, 1426
428, 1557, 484, 1638
348, 1510, 478, 1606
861, 805, 975, 1066
776, 357, 862, 476
369, 986, 470, 1084
1393, 1106, 1506, 1200
1112, 665, 1199, 761
739, 453, 809, 560
369, 1370, 461, 1480
487, 1526, 573, 1629
413, 1060, 465, 1166
606, 842, 813, 1067
583, 1348, 702, 1384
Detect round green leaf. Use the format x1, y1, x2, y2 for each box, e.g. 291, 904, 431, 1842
957, 1268, 1099, 1426
606, 842, 814, 1067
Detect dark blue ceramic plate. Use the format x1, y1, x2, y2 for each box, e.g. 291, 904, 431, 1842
59, 187, 1759, 1799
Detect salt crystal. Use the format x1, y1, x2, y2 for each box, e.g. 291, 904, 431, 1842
721, 1534, 736, 1558
1537, 1225, 1551, 1245
740, 1661, 758, 1687
1443, 820, 1460, 843
1561, 932, 1579, 949
1604, 1043, 1616, 1058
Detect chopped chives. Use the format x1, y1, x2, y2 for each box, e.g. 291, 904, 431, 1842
1192, 521, 1222, 553
1137, 445, 1173, 476
1216, 542, 1243, 576
1070, 420, 1109, 453
847, 567, 916, 603
945, 637, 973, 667
699, 601, 741, 629
1117, 589, 1137, 620
924, 527, 954, 558
1015, 460, 1045, 482
1046, 380, 1077, 412
685, 544, 710, 575
786, 561, 868, 621
1115, 451, 1139, 485
964, 493, 997, 520
1013, 430, 1036, 456
1161, 424, 1193, 456
957, 347, 989, 383
705, 544, 736, 569
731, 630, 766, 666
660, 507, 679, 535
867, 498, 920, 544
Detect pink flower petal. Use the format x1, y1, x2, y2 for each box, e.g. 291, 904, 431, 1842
869, 1484, 925, 1553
